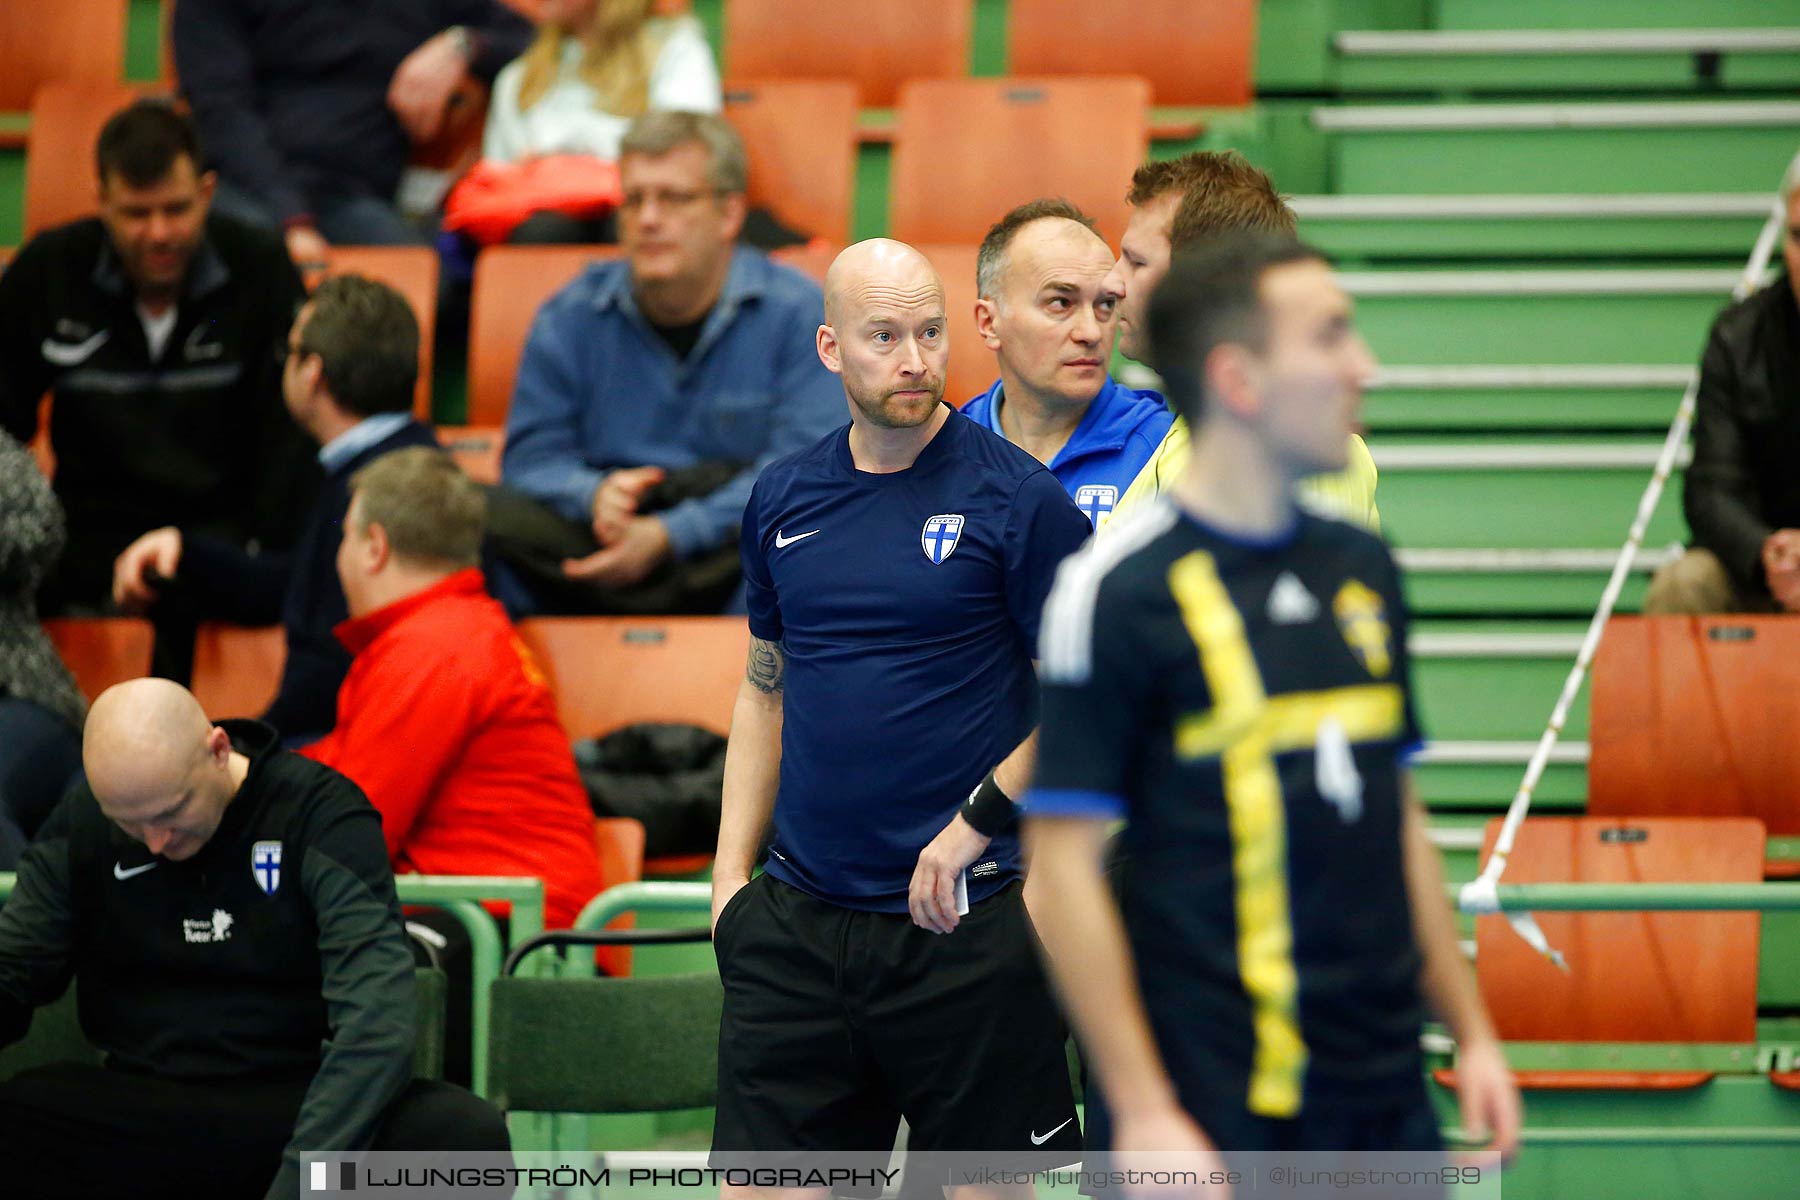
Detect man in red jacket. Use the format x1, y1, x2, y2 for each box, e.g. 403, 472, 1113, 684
305, 446, 603, 931
305, 446, 604, 1082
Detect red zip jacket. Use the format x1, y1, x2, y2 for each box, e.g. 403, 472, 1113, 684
303, 569, 602, 930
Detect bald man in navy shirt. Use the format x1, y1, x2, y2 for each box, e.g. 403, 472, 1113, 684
708, 240, 1089, 1190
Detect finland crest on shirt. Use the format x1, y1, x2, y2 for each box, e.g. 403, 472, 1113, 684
252, 840, 282, 896
922, 514, 965, 564
1074, 484, 1118, 527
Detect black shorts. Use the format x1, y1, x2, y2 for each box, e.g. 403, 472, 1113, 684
1085, 1074, 1444, 1199
710, 875, 1081, 1163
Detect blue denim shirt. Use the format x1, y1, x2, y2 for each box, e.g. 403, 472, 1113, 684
499, 246, 844, 559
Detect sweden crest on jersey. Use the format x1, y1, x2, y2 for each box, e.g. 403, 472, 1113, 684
921, 514, 965, 564
1332, 579, 1392, 678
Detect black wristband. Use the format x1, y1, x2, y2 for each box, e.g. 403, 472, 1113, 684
961, 773, 1017, 837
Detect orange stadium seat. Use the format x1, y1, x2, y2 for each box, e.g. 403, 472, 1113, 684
915, 244, 990, 407
767, 242, 833, 287
437, 425, 505, 484
157, 0, 175, 87
319, 246, 440, 421
499, 0, 689, 16
1439, 816, 1764, 1092
724, 81, 858, 245
1009, 0, 1257, 106
27, 396, 54, 478
43, 617, 155, 701
0, 1, 128, 112
725, 0, 969, 106
24, 82, 144, 238
592, 816, 646, 975
517, 616, 750, 876
517, 616, 748, 740
889, 77, 1150, 246
188, 624, 286, 722
467, 244, 620, 427
1589, 615, 1800, 875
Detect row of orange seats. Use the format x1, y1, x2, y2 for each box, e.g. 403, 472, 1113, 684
45, 614, 750, 890
47, 613, 746, 741
22, 73, 1152, 247
39, 610, 1800, 1074
0, 0, 1255, 114
47, 612, 1800, 855
1462, 613, 1799, 1089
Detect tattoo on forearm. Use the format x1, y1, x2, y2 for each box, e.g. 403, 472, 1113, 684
746, 637, 786, 694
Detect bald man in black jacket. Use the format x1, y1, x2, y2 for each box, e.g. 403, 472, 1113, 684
0, 679, 507, 1199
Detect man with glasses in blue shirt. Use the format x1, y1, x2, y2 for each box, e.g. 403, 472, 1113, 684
497, 112, 841, 613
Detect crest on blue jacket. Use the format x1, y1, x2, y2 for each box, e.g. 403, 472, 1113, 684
1074, 485, 1118, 527
921, 514, 965, 564
252, 840, 283, 896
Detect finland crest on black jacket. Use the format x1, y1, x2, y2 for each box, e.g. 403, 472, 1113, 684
0, 721, 416, 1163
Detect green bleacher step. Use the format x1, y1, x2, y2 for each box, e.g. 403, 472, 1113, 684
1426, 1074, 1800, 1200
1396, 545, 1673, 616
1434, 0, 1800, 32
1414, 739, 1587, 810
1330, 28, 1800, 93
1345, 267, 1746, 364
1315, 100, 1800, 194
1296, 193, 1772, 260
1410, 623, 1589, 742
1363, 364, 1694, 431
1372, 440, 1688, 548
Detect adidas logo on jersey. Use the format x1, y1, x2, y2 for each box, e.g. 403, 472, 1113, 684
1267, 572, 1320, 624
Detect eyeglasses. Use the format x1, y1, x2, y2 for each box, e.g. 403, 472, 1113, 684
618, 187, 725, 214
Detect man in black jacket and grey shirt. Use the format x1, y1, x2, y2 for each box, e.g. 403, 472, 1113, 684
0, 678, 507, 1199
0, 100, 318, 629
1648, 162, 1800, 613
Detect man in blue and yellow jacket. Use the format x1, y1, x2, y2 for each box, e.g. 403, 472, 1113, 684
959, 200, 1173, 528
1101, 152, 1379, 533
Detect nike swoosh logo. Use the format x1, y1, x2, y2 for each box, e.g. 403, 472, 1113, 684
1030, 1117, 1074, 1145
113, 861, 158, 881
184, 324, 224, 361
774, 529, 821, 548
42, 330, 111, 367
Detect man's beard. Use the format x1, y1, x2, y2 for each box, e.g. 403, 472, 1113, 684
845, 376, 945, 429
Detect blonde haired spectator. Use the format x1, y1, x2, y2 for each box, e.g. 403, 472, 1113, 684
481, 0, 721, 244
482, 1, 720, 241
